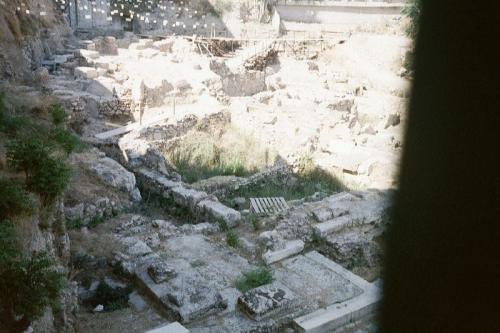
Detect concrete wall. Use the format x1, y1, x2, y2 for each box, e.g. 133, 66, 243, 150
276, 1, 404, 24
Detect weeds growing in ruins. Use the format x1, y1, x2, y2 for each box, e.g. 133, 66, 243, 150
226, 230, 239, 248
235, 267, 274, 293
165, 128, 276, 183
225, 156, 346, 206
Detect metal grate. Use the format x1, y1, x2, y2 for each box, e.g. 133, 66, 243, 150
250, 197, 289, 215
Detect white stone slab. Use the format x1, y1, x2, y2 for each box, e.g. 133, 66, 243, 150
263, 240, 304, 264
74, 67, 98, 80
313, 215, 353, 237
171, 187, 208, 210
145, 322, 189, 333
293, 288, 379, 333
197, 200, 241, 227
293, 251, 380, 333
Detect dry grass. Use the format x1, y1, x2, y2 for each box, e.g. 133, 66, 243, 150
165, 126, 277, 183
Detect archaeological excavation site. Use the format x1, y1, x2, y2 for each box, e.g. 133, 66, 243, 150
0, 1, 417, 332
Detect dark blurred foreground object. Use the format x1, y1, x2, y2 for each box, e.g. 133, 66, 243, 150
380, 1, 499, 332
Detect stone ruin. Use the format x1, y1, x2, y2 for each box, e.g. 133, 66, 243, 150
2, 1, 412, 332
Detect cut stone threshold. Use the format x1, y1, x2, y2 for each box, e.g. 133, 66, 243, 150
145, 322, 189, 333
292, 252, 380, 333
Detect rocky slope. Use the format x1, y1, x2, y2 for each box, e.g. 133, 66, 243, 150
0, 0, 71, 81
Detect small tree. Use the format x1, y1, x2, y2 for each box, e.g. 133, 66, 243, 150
0, 178, 34, 222
51, 127, 81, 154
28, 157, 72, 204
6, 132, 71, 204
49, 104, 68, 127
0, 222, 65, 332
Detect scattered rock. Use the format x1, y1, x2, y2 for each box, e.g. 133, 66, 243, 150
148, 261, 177, 284
93, 304, 104, 312
384, 113, 401, 129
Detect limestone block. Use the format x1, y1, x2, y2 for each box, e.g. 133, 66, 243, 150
263, 240, 304, 264
313, 215, 354, 237
88, 157, 136, 193
75, 49, 100, 60
171, 187, 208, 210
148, 261, 177, 283
74, 67, 98, 80
197, 200, 241, 227
237, 283, 297, 321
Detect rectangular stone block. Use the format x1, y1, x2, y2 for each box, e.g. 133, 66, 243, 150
263, 240, 304, 264
197, 200, 241, 227
293, 288, 380, 333
313, 215, 353, 237
74, 67, 98, 80
237, 283, 297, 321
171, 187, 208, 210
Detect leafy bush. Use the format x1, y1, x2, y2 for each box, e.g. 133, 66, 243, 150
6, 132, 53, 178
28, 157, 71, 203
51, 127, 81, 154
403, 0, 422, 38
49, 104, 68, 126
0, 178, 34, 222
6, 131, 71, 203
235, 267, 273, 292
0, 222, 65, 331
226, 230, 239, 248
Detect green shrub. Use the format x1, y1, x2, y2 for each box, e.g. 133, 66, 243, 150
403, 0, 422, 38
6, 132, 54, 177
28, 157, 71, 203
0, 222, 65, 331
235, 267, 273, 292
226, 230, 239, 248
0, 178, 34, 222
51, 127, 81, 154
49, 104, 68, 126
6, 131, 71, 203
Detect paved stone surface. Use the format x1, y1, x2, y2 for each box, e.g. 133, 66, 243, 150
274, 253, 363, 307
292, 251, 380, 333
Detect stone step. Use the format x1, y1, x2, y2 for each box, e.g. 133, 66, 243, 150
293, 288, 379, 333
312, 215, 354, 237
145, 322, 189, 333
263, 240, 305, 264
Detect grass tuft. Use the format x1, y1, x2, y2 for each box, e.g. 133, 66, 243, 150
235, 267, 274, 292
